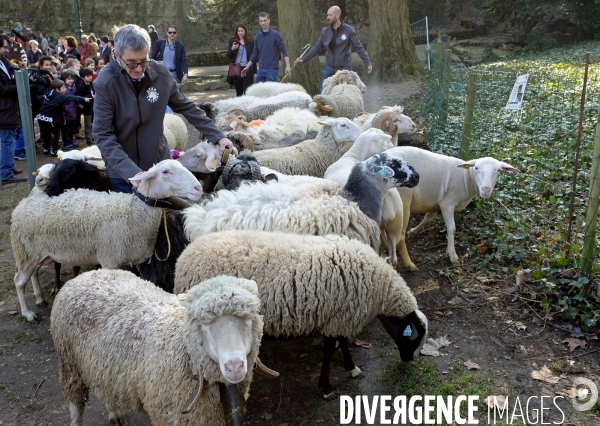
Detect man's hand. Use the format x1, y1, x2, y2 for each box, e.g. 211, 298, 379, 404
217, 137, 234, 155
367, 64, 373, 74
285, 65, 291, 74
240, 66, 249, 77
181, 74, 188, 84
294, 58, 303, 65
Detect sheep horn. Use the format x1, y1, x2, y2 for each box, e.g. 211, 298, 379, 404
219, 382, 246, 426
253, 357, 280, 378
370, 110, 395, 132
228, 108, 247, 121
248, 161, 262, 181
388, 123, 399, 139
181, 367, 204, 414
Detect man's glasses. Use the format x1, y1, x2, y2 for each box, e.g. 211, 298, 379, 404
168, 31, 177, 34
122, 59, 151, 70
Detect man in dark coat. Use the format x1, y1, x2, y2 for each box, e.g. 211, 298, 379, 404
0, 35, 26, 184
99, 36, 112, 64
94, 24, 232, 193
150, 25, 189, 84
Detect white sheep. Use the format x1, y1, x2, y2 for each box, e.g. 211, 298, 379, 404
309, 84, 364, 119
51, 270, 272, 425
353, 105, 417, 144
386, 146, 519, 263
11, 159, 203, 322
30, 163, 55, 194
184, 153, 420, 257
174, 230, 428, 399
245, 81, 307, 98
80, 145, 105, 170
178, 142, 225, 174
253, 117, 362, 177
56, 149, 102, 162
164, 112, 189, 152
199, 91, 312, 122
321, 69, 367, 95
216, 107, 322, 151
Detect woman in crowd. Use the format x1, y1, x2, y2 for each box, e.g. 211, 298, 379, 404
59, 36, 80, 63
226, 23, 255, 96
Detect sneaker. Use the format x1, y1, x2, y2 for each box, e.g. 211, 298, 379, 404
64, 143, 79, 150
14, 169, 22, 175
50, 150, 58, 157
43, 148, 51, 155
14, 150, 26, 160
1, 176, 27, 184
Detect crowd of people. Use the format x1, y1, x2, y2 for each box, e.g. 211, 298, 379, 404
1, 5, 371, 189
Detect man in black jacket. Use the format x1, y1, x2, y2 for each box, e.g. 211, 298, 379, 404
0, 34, 26, 184
94, 24, 232, 193
150, 25, 188, 84
99, 36, 112, 64
294, 5, 372, 92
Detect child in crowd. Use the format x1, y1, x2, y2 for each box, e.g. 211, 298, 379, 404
36, 79, 91, 156
93, 57, 105, 79
61, 70, 80, 150
83, 58, 97, 81
77, 68, 95, 146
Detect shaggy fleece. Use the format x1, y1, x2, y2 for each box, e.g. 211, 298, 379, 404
184, 180, 381, 251
51, 269, 263, 426
174, 230, 418, 338
164, 113, 188, 152
254, 125, 354, 177
311, 84, 364, 119
11, 190, 162, 270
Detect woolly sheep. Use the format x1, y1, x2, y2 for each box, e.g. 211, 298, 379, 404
309, 84, 364, 119
217, 107, 322, 151
11, 159, 203, 322
245, 81, 307, 98
30, 163, 55, 194
80, 145, 105, 169
198, 91, 312, 122
386, 146, 519, 263
353, 105, 417, 145
178, 142, 225, 174
164, 113, 189, 152
184, 153, 419, 256
253, 117, 361, 177
321, 69, 367, 95
56, 149, 102, 162
51, 270, 270, 425
174, 231, 428, 398
45, 159, 111, 197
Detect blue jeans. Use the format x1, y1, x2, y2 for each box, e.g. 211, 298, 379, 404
0, 128, 18, 180
15, 128, 24, 153
320, 64, 352, 93
256, 68, 279, 83
110, 178, 133, 194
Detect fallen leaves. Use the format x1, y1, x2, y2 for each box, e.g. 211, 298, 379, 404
556, 388, 589, 399
515, 321, 527, 331
464, 360, 481, 370
531, 365, 561, 384
8, 311, 17, 315
0, 300, 5, 306
485, 395, 506, 409
516, 269, 532, 287
354, 339, 372, 349
563, 338, 586, 352
476, 242, 488, 252
421, 337, 451, 356
447, 296, 463, 305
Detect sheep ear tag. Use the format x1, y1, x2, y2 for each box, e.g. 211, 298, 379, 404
177, 293, 191, 308
403, 325, 412, 337
375, 166, 394, 179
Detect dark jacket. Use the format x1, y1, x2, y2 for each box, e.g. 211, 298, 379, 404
149, 31, 159, 47
226, 37, 256, 83
0, 57, 21, 129
93, 59, 225, 180
100, 44, 112, 64
63, 84, 78, 120
59, 48, 81, 63
26, 49, 43, 66
36, 89, 86, 125
302, 21, 371, 69
249, 29, 288, 69
151, 40, 188, 81
77, 82, 94, 115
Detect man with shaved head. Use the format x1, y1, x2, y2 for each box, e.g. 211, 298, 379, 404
295, 5, 372, 92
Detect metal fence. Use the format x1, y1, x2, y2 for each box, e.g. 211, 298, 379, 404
411, 17, 430, 70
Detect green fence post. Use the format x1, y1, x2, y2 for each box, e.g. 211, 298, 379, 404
580, 107, 600, 282
14, 69, 37, 189
440, 48, 452, 125
459, 73, 477, 160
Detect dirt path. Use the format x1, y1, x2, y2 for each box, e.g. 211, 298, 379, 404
0, 79, 598, 426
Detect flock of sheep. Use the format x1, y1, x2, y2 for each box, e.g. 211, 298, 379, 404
10, 70, 518, 425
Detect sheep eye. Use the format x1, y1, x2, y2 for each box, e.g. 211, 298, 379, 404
162, 170, 171, 174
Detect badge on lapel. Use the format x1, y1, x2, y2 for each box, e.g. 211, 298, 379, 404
147, 87, 159, 103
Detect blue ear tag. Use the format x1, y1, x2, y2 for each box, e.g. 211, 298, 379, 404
378, 166, 394, 179
403, 325, 412, 336
378, 138, 385, 145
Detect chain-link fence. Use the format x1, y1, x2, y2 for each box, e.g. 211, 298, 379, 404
420, 35, 600, 277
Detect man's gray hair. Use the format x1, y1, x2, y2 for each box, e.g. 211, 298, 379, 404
112, 24, 150, 55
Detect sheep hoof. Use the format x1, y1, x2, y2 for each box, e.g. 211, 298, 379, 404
24, 310, 37, 322
405, 263, 419, 272
323, 391, 337, 400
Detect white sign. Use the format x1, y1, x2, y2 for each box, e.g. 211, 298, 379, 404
505, 74, 529, 110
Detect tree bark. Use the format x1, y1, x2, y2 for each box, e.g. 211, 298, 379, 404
277, 0, 322, 95
367, 0, 423, 82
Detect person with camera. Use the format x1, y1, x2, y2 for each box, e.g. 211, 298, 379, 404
0, 34, 26, 184
226, 24, 255, 96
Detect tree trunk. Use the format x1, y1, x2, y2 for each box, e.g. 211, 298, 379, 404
367, 0, 423, 82
277, 0, 322, 95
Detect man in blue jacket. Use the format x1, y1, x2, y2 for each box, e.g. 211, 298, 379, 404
294, 5, 372, 92
150, 25, 188, 84
241, 12, 291, 83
